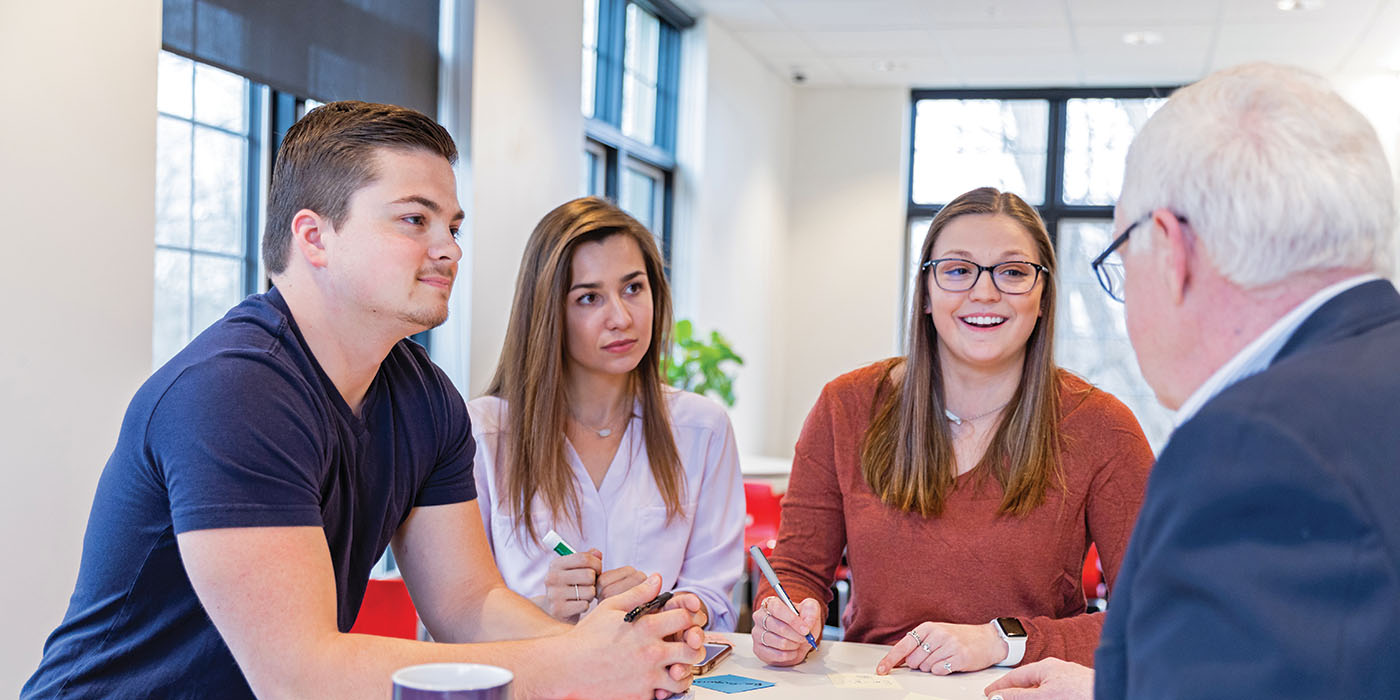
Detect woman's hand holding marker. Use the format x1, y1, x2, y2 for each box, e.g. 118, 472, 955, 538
539, 530, 602, 621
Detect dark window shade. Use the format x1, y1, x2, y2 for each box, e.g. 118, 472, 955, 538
162, 0, 440, 116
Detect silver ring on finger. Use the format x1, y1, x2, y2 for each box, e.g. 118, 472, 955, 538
762, 609, 772, 632
573, 583, 581, 601
943, 661, 952, 672
920, 642, 932, 654
907, 630, 923, 645
761, 629, 773, 647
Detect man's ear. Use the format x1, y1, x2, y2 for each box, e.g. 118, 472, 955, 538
1155, 209, 1192, 306
290, 209, 331, 269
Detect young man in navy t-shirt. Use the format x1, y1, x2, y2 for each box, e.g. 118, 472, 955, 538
25, 101, 705, 699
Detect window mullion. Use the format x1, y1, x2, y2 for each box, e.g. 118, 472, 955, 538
655, 22, 680, 152
1045, 97, 1067, 246
244, 86, 265, 296
599, 0, 627, 127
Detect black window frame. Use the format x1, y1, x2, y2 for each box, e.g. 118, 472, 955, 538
906, 86, 1179, 243
584, 0, 691, 262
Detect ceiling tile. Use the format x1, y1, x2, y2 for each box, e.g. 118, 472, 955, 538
1068, 0, 1222, 24
827, 55, 956, 85
802, 29, 938, 55
916, 0, 1070, 26
945, 51, 1082, 86
765, 0, 954, 30
692, 0, 1400, 89
1219, 0, 1381, 23
682, 0, 786, 31
931, 23, 1077, 54
1211, 21, 1360, 73
733, 30, 818, 56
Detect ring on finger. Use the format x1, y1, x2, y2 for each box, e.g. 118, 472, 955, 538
907, 630, 923, 645
942, 661, 952, 672
920, 642, 932, 654
573, 583, 581, 601
761, 629, 773, 647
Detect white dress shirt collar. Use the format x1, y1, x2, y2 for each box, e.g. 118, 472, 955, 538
1173, 274, 1380, 426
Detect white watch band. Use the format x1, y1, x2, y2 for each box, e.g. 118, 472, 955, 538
992, 619, 1026, 666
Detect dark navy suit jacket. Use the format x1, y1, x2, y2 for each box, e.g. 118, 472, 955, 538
1096, 279, 1400, 698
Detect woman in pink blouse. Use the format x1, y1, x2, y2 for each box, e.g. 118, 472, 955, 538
469, 196, 745, 631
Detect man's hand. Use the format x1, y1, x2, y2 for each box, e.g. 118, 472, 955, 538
749, 596, 822, 666
597, 564, 648, 601
983, 658, 1094, 700
876, 621, 1006, 675
564, 574, 705, 699
655, 591, 707, 699
541, 548, 603, 621
661, 591, 709, 636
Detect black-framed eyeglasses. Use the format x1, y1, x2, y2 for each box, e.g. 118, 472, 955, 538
921, 258, 1048, 295
1090, 212, 1188, 302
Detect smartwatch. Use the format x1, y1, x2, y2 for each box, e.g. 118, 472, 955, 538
991, 617, 1027, 666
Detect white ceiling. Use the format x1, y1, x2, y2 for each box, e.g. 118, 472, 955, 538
674, 0, 1400, 87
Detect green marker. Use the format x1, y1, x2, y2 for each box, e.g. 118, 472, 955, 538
542, 529, 576, 556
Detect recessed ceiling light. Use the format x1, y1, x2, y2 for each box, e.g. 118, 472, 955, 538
1122, 31, 1164, 47
1276, 0, 1323, 10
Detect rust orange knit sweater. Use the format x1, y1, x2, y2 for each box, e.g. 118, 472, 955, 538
757, 359, 1154, 666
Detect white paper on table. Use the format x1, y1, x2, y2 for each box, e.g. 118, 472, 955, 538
828, 673, 902, 689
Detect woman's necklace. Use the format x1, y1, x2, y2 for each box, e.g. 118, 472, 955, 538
945, 401, 1009, 426
567, 401, 629, 438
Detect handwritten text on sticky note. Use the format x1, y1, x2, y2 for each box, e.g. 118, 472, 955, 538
828, 673, 902, 688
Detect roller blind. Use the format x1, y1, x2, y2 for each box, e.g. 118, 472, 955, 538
162, 0, 440, 115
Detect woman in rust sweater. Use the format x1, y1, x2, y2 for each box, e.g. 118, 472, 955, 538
752, 187, 1154, 677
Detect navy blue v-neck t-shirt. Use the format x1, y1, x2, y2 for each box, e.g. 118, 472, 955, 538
24, 288, 476, 698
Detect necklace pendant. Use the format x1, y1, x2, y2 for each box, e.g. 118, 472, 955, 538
597, 428, 612, 438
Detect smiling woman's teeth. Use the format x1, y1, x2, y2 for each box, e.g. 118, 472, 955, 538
963, 315, 1006, 327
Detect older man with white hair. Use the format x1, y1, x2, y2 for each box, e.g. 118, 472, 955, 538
985, 62, 1400, 699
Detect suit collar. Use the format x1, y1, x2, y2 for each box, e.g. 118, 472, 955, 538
1274, 279, 1400, 365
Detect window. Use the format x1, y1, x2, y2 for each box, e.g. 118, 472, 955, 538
907, 88, 1174, 450
154, 52, 266, 368
581, 0, 690, 258
154, 53, 351, 369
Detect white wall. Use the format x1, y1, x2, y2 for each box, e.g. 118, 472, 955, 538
776, 87, 909, 454
1334, 72, 1400, 280
465, 0, 586, 396
673, 20, 794, 457
0, 1, 160, 693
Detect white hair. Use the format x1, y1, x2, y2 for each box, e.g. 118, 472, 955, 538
1118, 63, 1396, 287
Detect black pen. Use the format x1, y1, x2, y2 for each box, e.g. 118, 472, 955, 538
624, 591, 673, 622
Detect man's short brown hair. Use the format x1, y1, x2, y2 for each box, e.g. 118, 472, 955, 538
261, 101, 457, 275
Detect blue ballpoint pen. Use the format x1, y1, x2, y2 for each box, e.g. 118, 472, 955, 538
748, 545, 819, 650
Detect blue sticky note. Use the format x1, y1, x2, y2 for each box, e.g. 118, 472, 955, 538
692, 674, 775, 694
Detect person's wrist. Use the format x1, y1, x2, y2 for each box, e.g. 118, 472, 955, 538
990, 617, 1027, 666
988, 623, 1009, 664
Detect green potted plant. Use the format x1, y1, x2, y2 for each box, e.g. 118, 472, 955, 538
665, 320, 744, 407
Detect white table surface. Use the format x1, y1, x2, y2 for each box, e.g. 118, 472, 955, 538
694, 633, 1006, 699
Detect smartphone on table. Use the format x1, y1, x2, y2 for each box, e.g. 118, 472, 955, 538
693, 641, 732, 676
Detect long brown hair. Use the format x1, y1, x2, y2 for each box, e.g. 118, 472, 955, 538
860, 187, 1062, 517
487, 196, 683, 543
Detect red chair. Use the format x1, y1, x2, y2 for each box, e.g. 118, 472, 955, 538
1083, 543, 1107, 611
743, 480, 782, 554
350, 576, 419, 640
